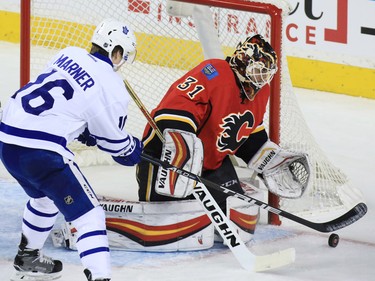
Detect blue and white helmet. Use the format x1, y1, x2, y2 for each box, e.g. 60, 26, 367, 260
91, 18, 137, 71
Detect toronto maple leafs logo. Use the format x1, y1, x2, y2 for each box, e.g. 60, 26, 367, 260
217, 111, 255, 152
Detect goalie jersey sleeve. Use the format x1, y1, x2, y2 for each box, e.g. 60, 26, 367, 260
142, 58, 271, 170
0, 46, 136, 160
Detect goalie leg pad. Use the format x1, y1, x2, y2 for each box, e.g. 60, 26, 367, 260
225, 190, 262, 244
156, 129, 203, 198
52, 197, 214, 252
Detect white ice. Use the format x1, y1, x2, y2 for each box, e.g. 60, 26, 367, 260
0, 41, 374, 281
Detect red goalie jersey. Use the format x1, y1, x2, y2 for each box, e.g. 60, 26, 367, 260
142, 58, 270, 171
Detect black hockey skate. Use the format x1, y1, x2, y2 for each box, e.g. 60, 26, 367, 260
84, 269, 110, 281
11, 234, 63, 281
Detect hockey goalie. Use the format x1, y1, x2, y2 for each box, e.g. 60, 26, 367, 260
53, 2, 310, 253
134, 2, 311, 249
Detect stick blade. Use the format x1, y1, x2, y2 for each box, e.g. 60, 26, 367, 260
254, 247, 296, 272
321, 202, 367, 232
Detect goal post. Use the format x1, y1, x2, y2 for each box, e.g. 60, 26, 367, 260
20, 0, 31, 88
19, 0, 364, 226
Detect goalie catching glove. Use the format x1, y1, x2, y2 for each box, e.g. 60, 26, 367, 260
248, 140, 311, 199
156, 129, 203, 198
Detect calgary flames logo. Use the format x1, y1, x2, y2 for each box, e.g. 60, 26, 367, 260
217, 111, 255, 152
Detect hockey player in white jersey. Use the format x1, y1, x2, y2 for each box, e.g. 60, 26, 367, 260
0, 19, 142, 281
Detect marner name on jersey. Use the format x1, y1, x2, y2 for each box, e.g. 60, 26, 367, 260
53, 54, 95, 91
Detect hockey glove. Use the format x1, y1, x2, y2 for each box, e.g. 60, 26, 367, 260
77, 128, 97, 147
112, 137, 143, 166
248, 140, 311, 199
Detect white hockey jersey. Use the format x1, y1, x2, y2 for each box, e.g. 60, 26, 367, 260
0, 46, 136, 160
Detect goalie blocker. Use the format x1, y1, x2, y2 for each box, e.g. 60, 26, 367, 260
51, 190, 262, 252
156, 128, 204, 198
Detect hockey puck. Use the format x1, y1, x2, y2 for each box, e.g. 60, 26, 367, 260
328, 233, 339, 247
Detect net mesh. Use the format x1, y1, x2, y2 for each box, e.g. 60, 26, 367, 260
26, 0, 363, 219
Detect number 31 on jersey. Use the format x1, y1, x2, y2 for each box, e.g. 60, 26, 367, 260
177, 76, 205, 99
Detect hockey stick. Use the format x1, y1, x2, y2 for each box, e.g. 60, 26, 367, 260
125, 79, 295, 271
124, 80, 164, 141
191, 181, 295, 272
141, 153, 368, 233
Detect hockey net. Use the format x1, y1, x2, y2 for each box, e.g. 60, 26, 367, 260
20, 0, 364, 224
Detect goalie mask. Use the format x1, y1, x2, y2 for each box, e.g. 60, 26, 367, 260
228, 34, 278, 101
92, 18, 137, 71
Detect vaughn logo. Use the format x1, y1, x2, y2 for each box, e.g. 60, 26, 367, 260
101, 203, 134, 213
217, 111, 255, 152
194, 184, 241, 248
257, 149, 276, 172
157, 149, 173, 189
157, 131, 191, 196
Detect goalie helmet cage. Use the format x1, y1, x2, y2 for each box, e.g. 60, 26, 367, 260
20, 0, 364, 225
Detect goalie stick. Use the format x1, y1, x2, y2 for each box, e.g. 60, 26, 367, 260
191, 181, 295, 272
125, 79, 295, 271
141, 153, 368, 233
